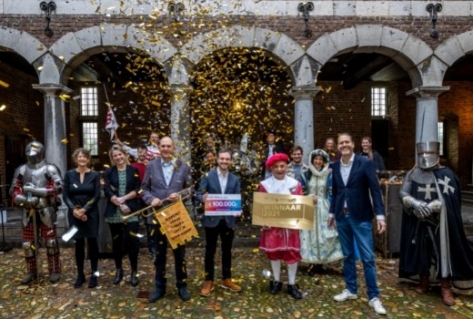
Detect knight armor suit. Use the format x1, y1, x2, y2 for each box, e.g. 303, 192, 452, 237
9, 141, 64, 284
399, 141, 472, 306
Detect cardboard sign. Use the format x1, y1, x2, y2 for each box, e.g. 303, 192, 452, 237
252, 192, 314, 230
153, 200, 199, 249
205, 194, 242, 216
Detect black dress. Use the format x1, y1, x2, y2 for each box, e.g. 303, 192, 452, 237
63, 170, 101, 239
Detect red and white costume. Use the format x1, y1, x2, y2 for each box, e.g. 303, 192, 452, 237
258, 176, 303, 264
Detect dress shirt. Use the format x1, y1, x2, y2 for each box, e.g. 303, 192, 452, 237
217, 168, 228, 194
161, 159, 175, 186
340, 153, 355, 209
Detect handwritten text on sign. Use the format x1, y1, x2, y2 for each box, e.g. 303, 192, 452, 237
205, 194, 242, 216
154, 200, 198, 249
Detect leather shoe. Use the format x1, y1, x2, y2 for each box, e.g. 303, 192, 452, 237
415, 275, 430, 294
88, 275, 98, 288
441, 279, 455, 306
178, 287, 191, 301
149, 287, 166, 303
287, 284, 303, 299
113, 269, 123, 285
269, 280, 283, 295
21, 273, 37, 285
49, 272, 61, 283
130, 271, 139, 287
74, 273, 86, 288
221, 279, 241, 292
200, 280, 214, 297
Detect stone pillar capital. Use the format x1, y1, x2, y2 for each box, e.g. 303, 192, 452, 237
290, 85, 322, 99
32, 84, 73, 97
406, 86, 450, 99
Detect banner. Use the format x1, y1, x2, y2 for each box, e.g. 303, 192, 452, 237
252, 192, 314, 230
205, 194, 242, 216
153, 200, 198, 249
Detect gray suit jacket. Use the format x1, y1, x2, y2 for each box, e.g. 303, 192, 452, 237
141, 158, 193, 208
196, 169, 241, 228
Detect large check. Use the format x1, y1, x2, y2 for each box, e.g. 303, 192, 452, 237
252, 192, 314, 230
205, 194, 242, 216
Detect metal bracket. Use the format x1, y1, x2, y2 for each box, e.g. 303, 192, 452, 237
40, 1, 56, 37
169, 1, 185, 22
426, 3, 442, 39
298, 2, 314, 38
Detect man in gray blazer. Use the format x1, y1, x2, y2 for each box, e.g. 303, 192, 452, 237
141, 136, 193, 302
196, 149, 242, 297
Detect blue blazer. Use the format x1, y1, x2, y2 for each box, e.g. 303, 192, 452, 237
103, 165, 141, 218
196, 169, 241, 228
329, 154, 384, 222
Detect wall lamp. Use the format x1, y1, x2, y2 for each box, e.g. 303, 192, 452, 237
169, 1, 185, 22
40, 1, 56, 37
426, 3, 442, 39
298, 2, 314, 38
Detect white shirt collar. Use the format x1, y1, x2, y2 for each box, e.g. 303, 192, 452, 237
341, 153, 355, 167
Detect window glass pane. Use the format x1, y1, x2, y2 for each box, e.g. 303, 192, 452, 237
438, 122, 444, 156
81, 87, 98, 116
371, 87, 386, 117
82, 122, 98, 156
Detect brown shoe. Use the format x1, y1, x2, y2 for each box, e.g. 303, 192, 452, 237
221, 279, 241, 292
440, 279, 455, 306
415, 276, 430, 294
200, 280, 214, 297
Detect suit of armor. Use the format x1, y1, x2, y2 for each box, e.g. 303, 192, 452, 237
399, 142, 472, 306
9, 141, 63, 284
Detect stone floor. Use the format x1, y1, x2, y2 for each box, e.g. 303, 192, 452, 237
0, 245, 472, 319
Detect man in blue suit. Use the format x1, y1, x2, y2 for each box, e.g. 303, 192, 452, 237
196, 149, 242, 297
328, 133, 387, 315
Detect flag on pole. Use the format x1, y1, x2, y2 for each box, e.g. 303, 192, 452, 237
105, 107, 119, 141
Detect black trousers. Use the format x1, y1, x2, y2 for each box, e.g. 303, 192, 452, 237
204, 219, 235, 281
154, 227, 187, 288
108, 222, 140, 271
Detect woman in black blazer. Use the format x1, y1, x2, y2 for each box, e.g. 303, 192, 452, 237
103, 145, 141, 287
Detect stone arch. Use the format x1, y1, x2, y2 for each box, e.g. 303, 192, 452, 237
434, 30, 473, 82
306, 25, 433, 87
0, 26, 47, 70
49, 23, 178, 83
181, 25, 305, 85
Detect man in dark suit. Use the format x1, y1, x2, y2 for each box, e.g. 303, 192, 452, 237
141, 136, 193, 302
328, 133, 387, 315
196, 149, 242, 297
262, 130, 285, 179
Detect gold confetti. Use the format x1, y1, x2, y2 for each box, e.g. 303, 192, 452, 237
0, 80, 10, 88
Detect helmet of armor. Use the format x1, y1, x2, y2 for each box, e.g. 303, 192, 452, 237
25, 141, 45, 164
416, 141, 439, 169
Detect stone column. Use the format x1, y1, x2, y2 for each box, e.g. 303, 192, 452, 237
32, 84, 72, 176
169, 84, 192, 162
290, 86, 321, 164
406, 86, 449, 153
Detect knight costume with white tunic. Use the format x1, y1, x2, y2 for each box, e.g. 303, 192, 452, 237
399, 141, 472, 306
258, 153, 303, 299
9, 141, 63, 284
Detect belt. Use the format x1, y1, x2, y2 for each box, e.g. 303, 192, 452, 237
343, 207, 350, 214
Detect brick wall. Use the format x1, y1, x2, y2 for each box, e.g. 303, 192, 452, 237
439, 82, 473, 187
0, 15, 471, 49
